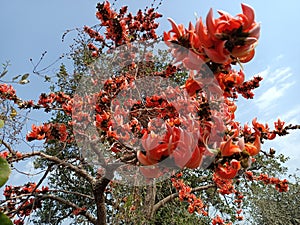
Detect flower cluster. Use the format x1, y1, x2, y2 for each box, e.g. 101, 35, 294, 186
245, 171, 289, 192
0, 83, 17, 100
0, 151, 22, 160
4, 183, 49, 225
213, 172, 235, 195
38, 92, 71, 109
171, 173, 208, 215
26, 123, 68, 142
212, 215, 232, 225
164, 3, 260, 65
164, 4, 263, 101
84, 0, 162, 52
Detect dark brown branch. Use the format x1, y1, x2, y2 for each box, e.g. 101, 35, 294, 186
93, 163, 122, 225
11, 165, 52, 217
5, 194, 96, 224
1, 140, 16, 154
152, 184, 216, 214
11, 151, 96, 185
48, 189, 94, 200
39, 194, 96, 224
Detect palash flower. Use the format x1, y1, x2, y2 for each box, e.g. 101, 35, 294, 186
244, 132, 261, 156
201, 3, 260, 63
137, 124, 204, 170
172, 130, 202, 169
252, 117, 268, 133
163, 19, 193, 63
274, 118, 285, 132
183, 145, 205, 169
26, 124, 51, 142
217, 70, 245, 91
220, 138, 241, 157
165, 3, 260, 65
216, 159, 241, 179
184, 72, 203, 96
137, 125, 181, 165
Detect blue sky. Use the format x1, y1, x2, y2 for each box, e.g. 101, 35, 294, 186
1, 0, 300, 199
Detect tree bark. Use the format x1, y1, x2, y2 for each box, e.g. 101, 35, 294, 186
143, 183, 157, 220
92, 163, 120, 225
93, 177, 110, 225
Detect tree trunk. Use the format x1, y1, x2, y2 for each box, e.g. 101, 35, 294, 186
93, 177, 110, 225
142, 182, 157, 224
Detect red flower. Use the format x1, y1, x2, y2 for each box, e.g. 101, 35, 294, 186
212, 215, 224, 225
26, 124, 51, 141
0, 151, 9, 159
244, 133, 261, 156
139, 125, 181, 163
220, 138, 241, 157
184, 72, 203, 96
216, 160, 240, 179
165, 4, 260, 65
274, 118, 285, 132
252, 117, 268, 133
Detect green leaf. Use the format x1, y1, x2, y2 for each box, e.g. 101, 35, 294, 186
0, 157, 11, 188
0, 119, 4, 128
0, 212, 13, 225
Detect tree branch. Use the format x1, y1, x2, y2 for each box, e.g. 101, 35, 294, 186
48, 189, 94, 200
43, 195, 96, 224
1, 140, 16, 154
10, 151, 96, 185
38, 194, 96, 224
5, 194, 96, 224
152, 184, 216, 214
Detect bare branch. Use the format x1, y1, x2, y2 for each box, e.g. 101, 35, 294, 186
10, 151, 96, 184
1, 140, 16, 154
41, 194, 96, 224
48, 189, 94, 200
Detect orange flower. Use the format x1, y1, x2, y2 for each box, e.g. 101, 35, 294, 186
26, 124, 51, 142
181, 146, 204, 169
274, 118, 285, 132
184, 72, 202, 96
139, 125, 180, 165
252, 117, 268, 133
165, 3, 260, 65
216, 160, 240, 179
217, 70, 245, 91
244, 133, 261, 156
220, 138, 241, 157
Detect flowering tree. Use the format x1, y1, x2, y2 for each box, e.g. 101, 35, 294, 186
1, 1, 299, 225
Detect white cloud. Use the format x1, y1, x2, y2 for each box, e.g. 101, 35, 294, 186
256, 81, 295, 111
275, 54, 284, 61
268, 132, 300, 173
255, 66, 295, 112
268, 67, 292, 84
281, 105, 300, 122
